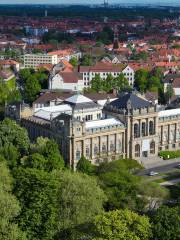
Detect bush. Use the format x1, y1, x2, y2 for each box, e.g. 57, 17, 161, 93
159, 150, 180, 160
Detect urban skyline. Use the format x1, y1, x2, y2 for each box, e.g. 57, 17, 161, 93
0, 0, 180, 5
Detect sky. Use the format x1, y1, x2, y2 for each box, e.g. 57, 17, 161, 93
0, 0, 179, 5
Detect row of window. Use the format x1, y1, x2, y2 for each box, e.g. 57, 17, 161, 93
135, 141, 155, 158
134, 121, 155, 138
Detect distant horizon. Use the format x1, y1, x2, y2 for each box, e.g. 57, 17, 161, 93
0, 0, 180, 6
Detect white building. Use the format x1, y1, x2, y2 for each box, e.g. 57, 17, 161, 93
24, 54, 58, 68
49, 71, 84, 92
48, 50, 82, 62
79, 63, 135, 87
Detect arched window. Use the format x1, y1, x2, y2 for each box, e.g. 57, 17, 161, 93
142, 122, 146, 137
149, 121, 154, 135
150, 141, 155, 154
134, 123, 139, 138
135, 144, 140, 157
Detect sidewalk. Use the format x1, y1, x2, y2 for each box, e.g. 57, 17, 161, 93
141, 157, 180, 169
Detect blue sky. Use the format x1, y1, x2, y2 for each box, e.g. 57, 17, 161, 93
0, 0, 179, 5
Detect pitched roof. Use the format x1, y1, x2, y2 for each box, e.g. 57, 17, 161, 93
109, 92, 151, 109
65, 94, 93, 104
59, 72, 80, 83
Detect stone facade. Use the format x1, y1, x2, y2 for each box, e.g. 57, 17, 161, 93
8, 92, 180, 169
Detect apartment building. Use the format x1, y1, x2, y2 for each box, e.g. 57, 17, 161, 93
79, 63, 135, 87
24, 54, 58, 68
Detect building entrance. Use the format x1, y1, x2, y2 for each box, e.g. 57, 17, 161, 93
142, 151, 148, 157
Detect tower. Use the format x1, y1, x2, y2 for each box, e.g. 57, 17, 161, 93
44, 10, 47, 17
113, 24, 119, 50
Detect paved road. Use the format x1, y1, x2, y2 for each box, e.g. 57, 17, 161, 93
160, 178, 180, 186
137, 161, 180, 176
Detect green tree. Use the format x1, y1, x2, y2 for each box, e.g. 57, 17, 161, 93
114, 73, 130, 92
81, 54, 93, 66
134, 69, 149, 93
165, 85, 174, 104
13, 167, 59, 240
151, 206, 180, 240
103, 73, 114, 92
96, 159, 167, 212
147, 76, 161, 92
91, 74, 103, 92
76, 155, 95, 175
69, 57, 78, 67
57, 171, 106, 238
0, 118, 30, 155
0, 160, 27, 240
92, 209, 152, 240
0, 143, 20, 169
24, 75, 41, 103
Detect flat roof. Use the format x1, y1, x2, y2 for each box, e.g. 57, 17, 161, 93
85, 118, 123, 130
158, 108, 180, 118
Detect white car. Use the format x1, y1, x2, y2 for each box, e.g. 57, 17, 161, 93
149, 171, 159, 176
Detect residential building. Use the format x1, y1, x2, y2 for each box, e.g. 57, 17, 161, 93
79, 63, 135, 87
24, 54, 58, 68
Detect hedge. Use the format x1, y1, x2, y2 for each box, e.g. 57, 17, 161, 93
159, 150, 180, 160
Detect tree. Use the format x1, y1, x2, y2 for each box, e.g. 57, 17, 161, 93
57, 171, 106, 238
165, 85, 174, 104
69, 57, 78, 67
151, 206, 180, 240
13, 167, 59, 240
76, 155, 95, 175
91, 74, 103, 92
0, 118, 30, 155
147, 76, 161, 92
81, 54, 93, 66
96, 159, 167, 212
103, 73, 114, 92
92, 209, 152, 240
0, 143, 20, 169
0, 160, 27, 240
114, 73, 130, 92
24, 75, 41, 103
134, 69, 149, 93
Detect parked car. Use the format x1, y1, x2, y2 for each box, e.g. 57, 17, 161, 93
175, 164, 180, 169
148, 171, 159, 176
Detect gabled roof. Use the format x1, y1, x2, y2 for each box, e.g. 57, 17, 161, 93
65, 94, 93, 104
109, 92, 151, 109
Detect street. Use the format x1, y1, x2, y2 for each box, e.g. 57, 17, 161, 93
137, 161, 180, 176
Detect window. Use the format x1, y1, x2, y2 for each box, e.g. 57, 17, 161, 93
94, 145, 99, 156
76, 149, 81, 160
102, 143, 107, 153
141, 122, 146, 137
134, 123, 139, 138
150, 141, 155, 154
149, 121, 154, 135
86, 146, 90, 157
110, 141, 115, 152
135, 144, 140, 157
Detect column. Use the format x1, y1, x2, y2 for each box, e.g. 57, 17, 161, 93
99, 136, 102, 157
82, 140, 85, 157
90, 138, 93, 159
107, 135, 110, 156
168, 124, 170, 144
146, 118, 149, 136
